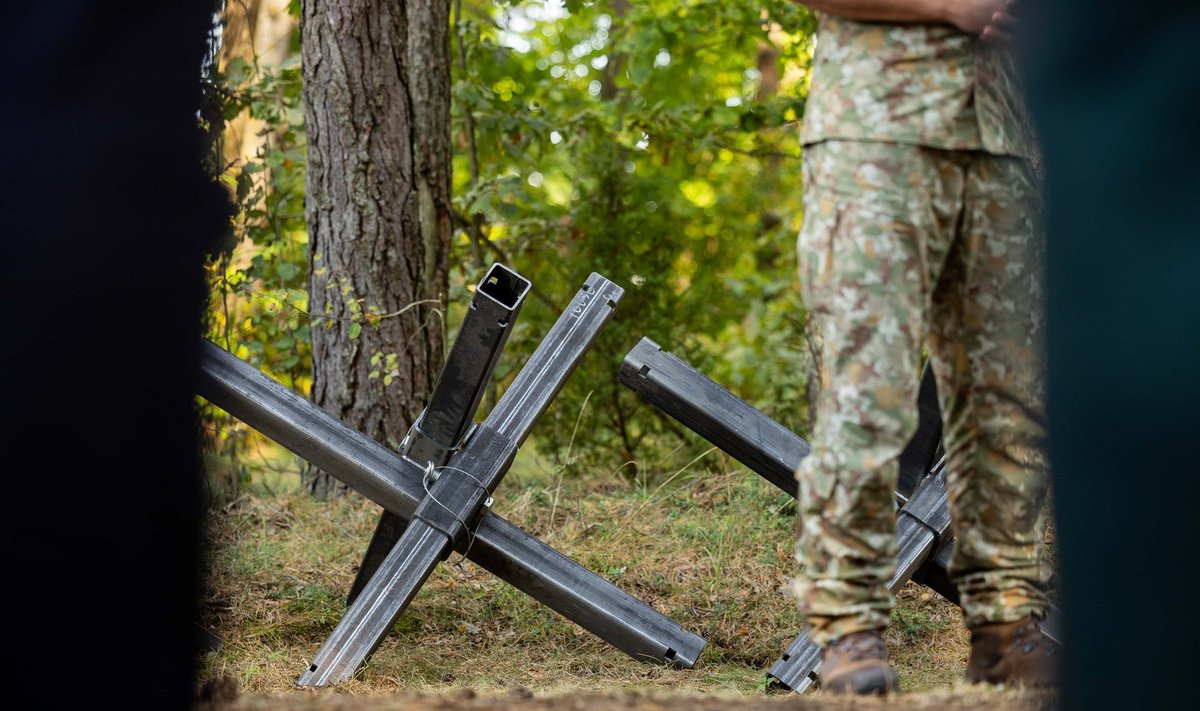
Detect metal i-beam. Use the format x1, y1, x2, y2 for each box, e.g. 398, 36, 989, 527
300, 272, 625, 685
410, 263, 530, 455
619, 337, 1062, 692
620, 340, 810, 497
198, 340, 705, 671
197, 278, 705, 686
619, 339, 940, 501
199, 341, 426, 518
619, 337, 957, 601
300, 426, 519, 685
349, 264, 530, 604
897, 366, 944, 499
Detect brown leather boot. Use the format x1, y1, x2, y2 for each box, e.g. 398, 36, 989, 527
818, 629, 901, 695
965, 616, 1060, 687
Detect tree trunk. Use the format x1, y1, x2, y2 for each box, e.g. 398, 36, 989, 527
301, 0, 451, 498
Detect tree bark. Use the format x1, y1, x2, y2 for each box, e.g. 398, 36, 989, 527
301, 0, 451, 498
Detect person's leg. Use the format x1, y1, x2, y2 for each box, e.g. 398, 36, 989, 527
793, 140, 950, 660
926, 152, 1055, 682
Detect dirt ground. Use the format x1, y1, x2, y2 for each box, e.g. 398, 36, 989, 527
198, 677, 1053, 711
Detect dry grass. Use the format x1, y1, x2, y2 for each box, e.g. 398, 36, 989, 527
199, 441, 1015, 706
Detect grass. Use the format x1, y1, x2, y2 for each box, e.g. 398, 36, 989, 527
199, 438, 980, 701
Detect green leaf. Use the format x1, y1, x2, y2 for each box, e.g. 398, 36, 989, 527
277, 262, 301, 282
224, 57, 251, 86
235, 173, 253, 203
628, 61, 651, 86
739, 108, 766, 132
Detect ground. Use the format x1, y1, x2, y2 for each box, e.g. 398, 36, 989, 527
200, 687, 1051, 710
197, 439, 1048, 709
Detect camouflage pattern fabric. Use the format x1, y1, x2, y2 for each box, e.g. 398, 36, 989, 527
792, 139, 1051, 646
801, 13, 1035, 159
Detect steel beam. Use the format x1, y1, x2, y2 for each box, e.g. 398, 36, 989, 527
409, 263, 530, 456
197, 277, 705, 686
897, 366, 944, 499
349, 264, 530, 604
619, 337, 1061, 692
299, 425, 520, 685
301, 273, 625, 685
619, 339, 809, 497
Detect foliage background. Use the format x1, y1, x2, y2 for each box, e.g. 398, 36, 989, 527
201, 0, 819, 491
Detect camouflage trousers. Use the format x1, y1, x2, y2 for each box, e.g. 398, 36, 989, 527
792, 140, 1051, 646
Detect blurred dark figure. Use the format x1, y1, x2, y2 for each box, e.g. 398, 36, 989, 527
1, 2, 226, 707
1022, 1, 1200, 708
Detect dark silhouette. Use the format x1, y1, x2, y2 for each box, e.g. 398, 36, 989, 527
1024, 2, 1200, 708
1, 2, 227, 706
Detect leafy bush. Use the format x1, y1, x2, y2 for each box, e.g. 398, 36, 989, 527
203, 0, 820, 486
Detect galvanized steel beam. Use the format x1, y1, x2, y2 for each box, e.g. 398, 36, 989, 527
349, 264, 530, 604
197, 275, 706, 687
619, 337, 1061, 692
301, 272, 625, 685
